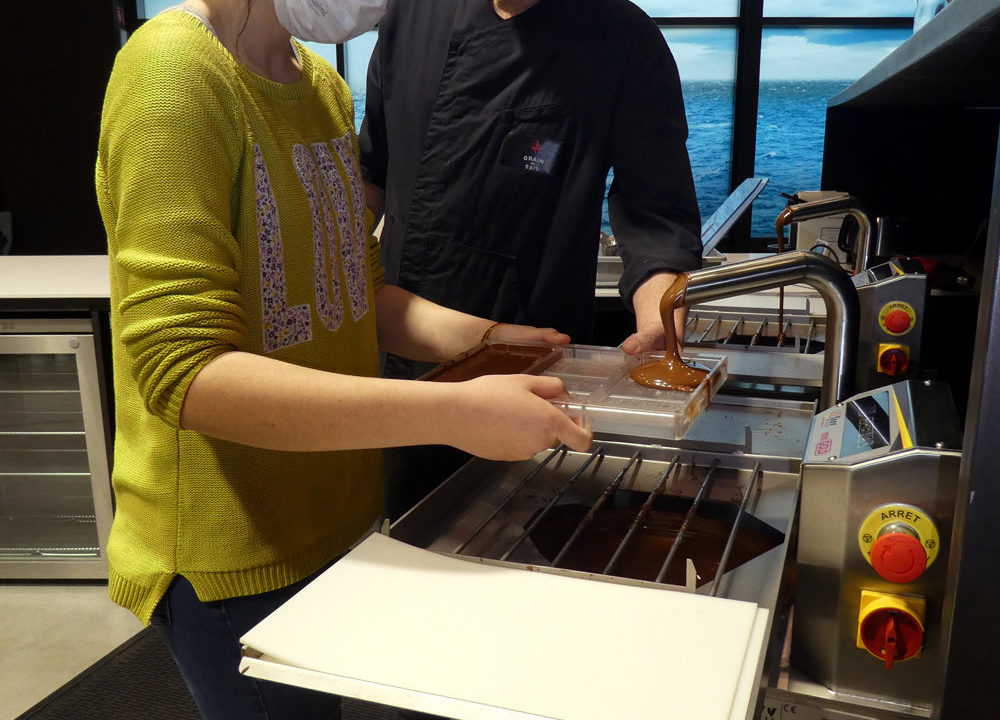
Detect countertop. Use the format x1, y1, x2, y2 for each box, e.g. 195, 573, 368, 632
0, 255, 110, 304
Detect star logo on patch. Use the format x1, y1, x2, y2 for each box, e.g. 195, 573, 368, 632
531, 140, 542, 153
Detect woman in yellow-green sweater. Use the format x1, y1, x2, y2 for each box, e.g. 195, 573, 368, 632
96, 1, 592, 718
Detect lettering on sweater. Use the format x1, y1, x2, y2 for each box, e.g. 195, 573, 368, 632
257, 136, 371, 353
257, 143, 313, 352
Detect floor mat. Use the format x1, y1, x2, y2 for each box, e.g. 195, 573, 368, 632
16, 626, 398, 720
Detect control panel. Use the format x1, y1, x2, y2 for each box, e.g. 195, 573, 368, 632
853, 259, 927, 392
792, 380, 962, 712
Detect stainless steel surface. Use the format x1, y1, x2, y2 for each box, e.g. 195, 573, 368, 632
790, 381, 963, 715
853, 265, 927, 392
683, 251, 859, 408
793, 449, 960, 712
0, 331, 113, 579
388, 379, 813, 719
391, 396, 810, 610
780, 195, 875, 275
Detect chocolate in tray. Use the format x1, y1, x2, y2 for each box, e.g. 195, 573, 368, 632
421, 341, 727, 441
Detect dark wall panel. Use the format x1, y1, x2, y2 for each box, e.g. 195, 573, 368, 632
0, 1, 125, 255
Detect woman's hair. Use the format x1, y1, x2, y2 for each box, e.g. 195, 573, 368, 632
235, 0, 252, 57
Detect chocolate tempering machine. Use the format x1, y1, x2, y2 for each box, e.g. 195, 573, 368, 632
240, 251, 965, 720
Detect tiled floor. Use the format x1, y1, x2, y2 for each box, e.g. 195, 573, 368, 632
0, 582, 142, 720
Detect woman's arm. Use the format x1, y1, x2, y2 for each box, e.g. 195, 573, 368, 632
179, 350, 592, 459
374, 284, 570, 362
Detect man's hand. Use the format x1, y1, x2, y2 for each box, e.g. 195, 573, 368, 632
620, 272, 687, 356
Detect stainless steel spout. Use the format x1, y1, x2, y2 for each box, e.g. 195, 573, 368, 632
779, 195, 873, 274
683, 251, 858, 408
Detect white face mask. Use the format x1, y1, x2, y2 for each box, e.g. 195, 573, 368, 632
273, 0, 386, 44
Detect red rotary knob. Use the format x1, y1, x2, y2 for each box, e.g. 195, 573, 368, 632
884, 309, 912, 334
859, 608, 924, 669
870, 532, 927, 583
879, 347, 909, 375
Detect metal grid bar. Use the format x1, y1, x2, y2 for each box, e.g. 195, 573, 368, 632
722, 317, 745, 344
655, 459, 721, 584
777, 320, 792, 347
551, 450, 642, 568
449, 448, 770, 591
603, 455, 681, 575
710, 462, 763, 597
499, 447, 606, 562
452, 444, 568, 555
803, 320, 817, 354
698, 315, 723, 343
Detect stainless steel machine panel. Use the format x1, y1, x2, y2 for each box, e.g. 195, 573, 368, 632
791, 380, 962, 714
853, 260, 928, 392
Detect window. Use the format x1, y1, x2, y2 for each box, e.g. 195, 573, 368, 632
763, 1, 915, 18
660, 28, 737, 234
304, 32, 377, 131
752, 27, 912, 236
645, 3, 913, 245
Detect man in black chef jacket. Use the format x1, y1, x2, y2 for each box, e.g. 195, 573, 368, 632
360, 0, 702, 522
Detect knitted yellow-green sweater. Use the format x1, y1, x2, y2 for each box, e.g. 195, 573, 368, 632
96, 10, 384, 624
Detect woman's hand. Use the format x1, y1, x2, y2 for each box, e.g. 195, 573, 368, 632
444, 374, 592, 460
486, 323, 571, 346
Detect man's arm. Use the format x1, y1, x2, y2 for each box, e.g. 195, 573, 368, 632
357, 12, 388, 223
608, 16, 701, 354
365, 181, 385, 226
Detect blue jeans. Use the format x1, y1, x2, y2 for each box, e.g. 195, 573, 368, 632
150, 570, 342, 720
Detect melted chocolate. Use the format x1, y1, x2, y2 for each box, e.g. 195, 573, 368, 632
424, 343, 561, 382
775, 206, 794, 331
528, 496, 783, 587
629, 273, 708, 392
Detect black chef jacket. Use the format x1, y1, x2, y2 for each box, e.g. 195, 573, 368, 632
359, 0, 702, 347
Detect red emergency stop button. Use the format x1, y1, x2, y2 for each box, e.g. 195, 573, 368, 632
859, 607, 924, 669
884, 309, 911, 334
871, 532, 927, 583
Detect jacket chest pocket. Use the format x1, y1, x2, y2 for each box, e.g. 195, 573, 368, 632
497, 104, 573, 178
464, 103, 577, 253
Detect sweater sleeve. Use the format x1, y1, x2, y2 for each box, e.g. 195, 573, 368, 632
607, 18, 702, 308
97, 22, 249, 427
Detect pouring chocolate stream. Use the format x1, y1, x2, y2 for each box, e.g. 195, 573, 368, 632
629, 273, 708, 391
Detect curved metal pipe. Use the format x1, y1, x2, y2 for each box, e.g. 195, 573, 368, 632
683, 251, 858, 408
780, 195, 874, 274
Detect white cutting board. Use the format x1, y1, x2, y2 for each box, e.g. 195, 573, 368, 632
240, 533, 768, 720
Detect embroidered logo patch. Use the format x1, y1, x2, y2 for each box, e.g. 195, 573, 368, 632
499, 132, 565, 176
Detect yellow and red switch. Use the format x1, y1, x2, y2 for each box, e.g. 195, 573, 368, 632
877, 344, 910, 376
858, 503, 940, 583
857, 590, 926, 669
